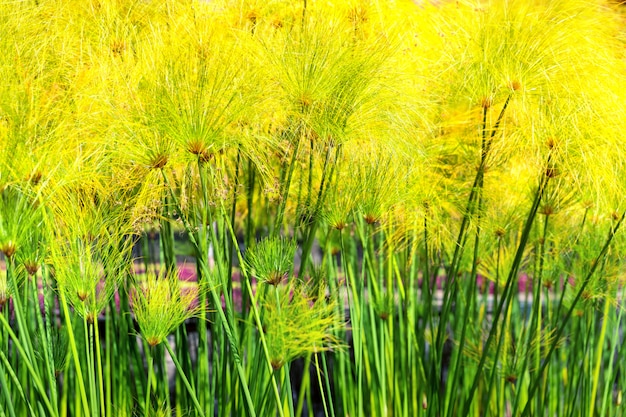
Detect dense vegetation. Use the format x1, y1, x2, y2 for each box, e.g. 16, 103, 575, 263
2, 0, 626, 416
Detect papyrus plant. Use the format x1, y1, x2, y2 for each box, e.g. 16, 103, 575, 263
132, 271, 204, 417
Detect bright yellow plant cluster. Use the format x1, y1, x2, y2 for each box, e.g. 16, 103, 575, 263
1, 0, 626, 279
2, 2, 626, 416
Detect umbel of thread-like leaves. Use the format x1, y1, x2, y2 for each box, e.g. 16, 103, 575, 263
132, 272, 201, 347
263, 285, 343, 369
245, 236, 297, 286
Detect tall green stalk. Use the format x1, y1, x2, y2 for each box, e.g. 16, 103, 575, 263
274, 131, 302, 237
162, 168, 257, 417
434, 95, 512, 414
145, 346, 155, 415
58, 290, 90, 417
164, 342, 206, 417
224, 211, 287, 417
0, 309, 58, 417
299, 143, 339, 273
520, 210, 626, 417
463, 151, 552, 415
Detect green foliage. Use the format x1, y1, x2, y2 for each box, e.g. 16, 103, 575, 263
245, 236, 297, 286
1, 0, 626, 416
263, 285, 342, 369
132, 272, 201, 347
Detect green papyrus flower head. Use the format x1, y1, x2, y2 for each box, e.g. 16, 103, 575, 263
263, 285, 343, 370
132, 271, 202, 347
246, 236, 297, 286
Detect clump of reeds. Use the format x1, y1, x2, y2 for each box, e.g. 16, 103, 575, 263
1, 1, 626, 416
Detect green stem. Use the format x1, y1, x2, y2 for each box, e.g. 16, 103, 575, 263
33, 270, 59, 412
521, 211, 626, 417
0, 348, 36, 417
512, 214, 551, 415
225, 214, 286, 417
319, 349, 336, 417
164, 342, 206, 417
162, 169, 257, 417
273, 288, 293, 415
227, 150, 242, 298
0, 336, 17, 417
145, 346, 154, 415
242, 158, 256, 329
0, 312, 58, 417
340, 229, 363, 416
274, 132, 302, 237
58, 290, 90, 417
6, 260, 35, 364
463, 156, 551, 414
314, 352, 330, 417
283, 364, 295, 417
299, 142, 338, 277
93, 320, 105, 417
445, 189, 483, 417
104, 301, 113, 417
84, 316, 97, 417
600, 304, 623, 417
295, 353, 311, 417
589, 284, 611, 417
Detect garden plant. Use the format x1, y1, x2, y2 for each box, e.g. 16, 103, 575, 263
2, 0, 626, 416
